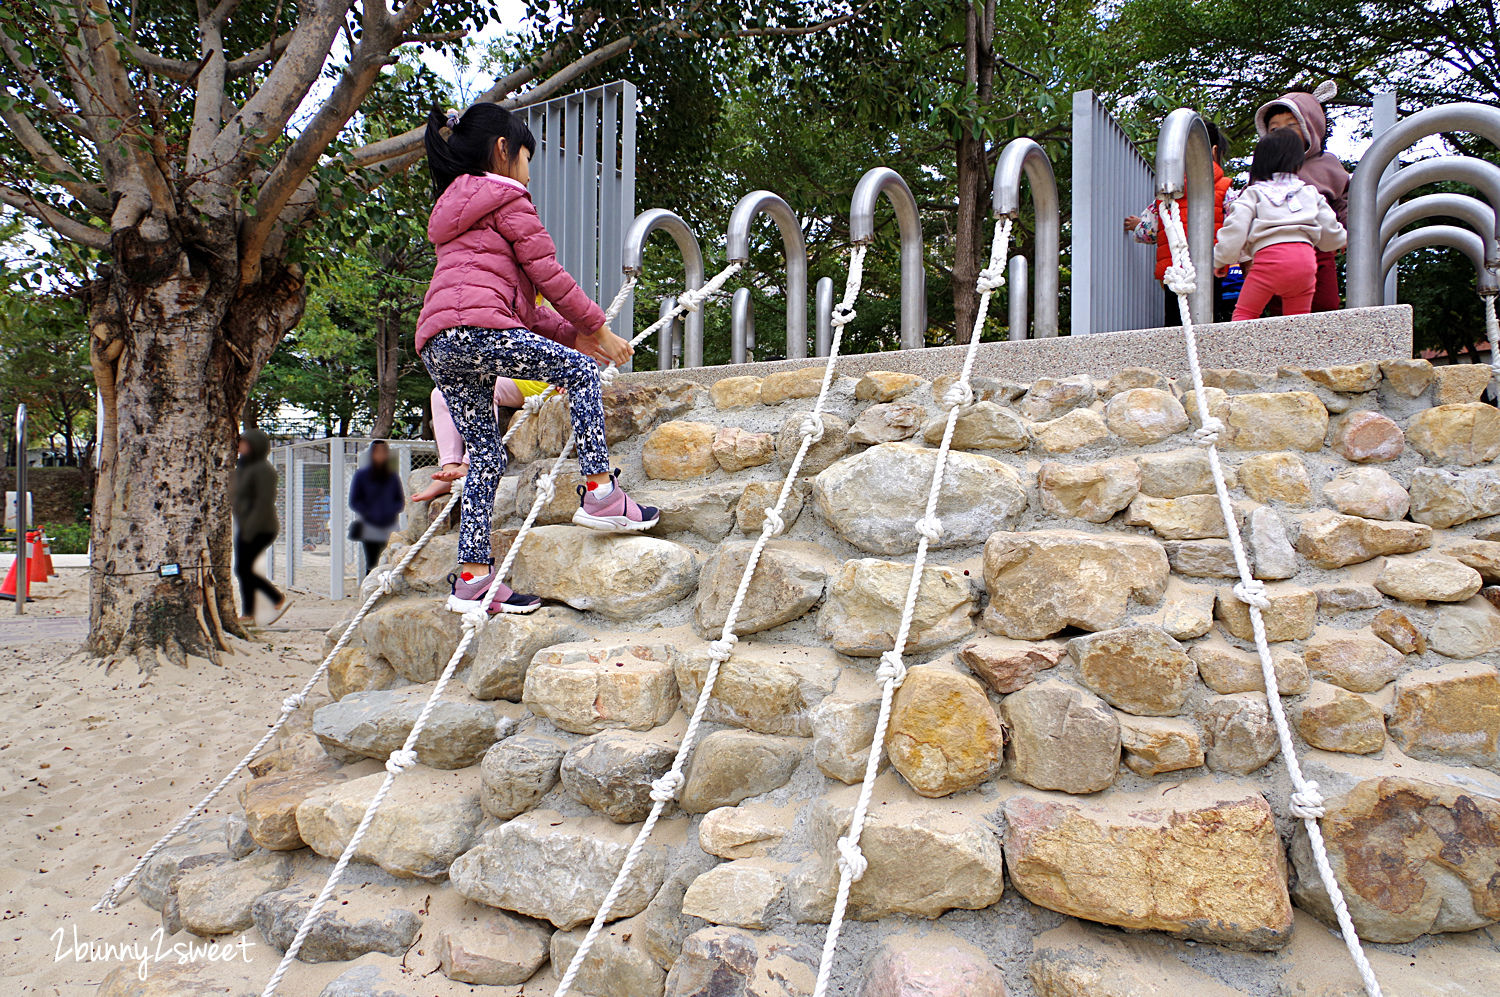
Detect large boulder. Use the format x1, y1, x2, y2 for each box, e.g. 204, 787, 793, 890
817, 558, 975, 656
359, 597, 468, 683
1408, 467, 1500, 528
1066, 625, 1196, 716
1002, 679, 1120, 793
174, 851, 292, 937
642, 420, 719, 480
1294, 510, 1432, 569
674, 643, 841, 737
252, 885, 421, 963
465, 606, 587, 701
480, 734, 566, 820
631, 482, 745, 541
776, 412, 851, 475
982, 530, 1169, 639
680, 858, 787, 929
1375, 553, 1483, 603
1386, 661, 1500, 767
1322, 467, 1410, 521
436, 909, 553, 985
1404, 403, 1500, 465
813, 443, 1027, 555
523, 640, 681, 734
312, 685, 499, 769
1037, 458, 1140, 523
560, 730, 679, 823
510, 526, 699, 618
694, 541, 832, 637
921, 400, 1030, 451
1004, 782, 1293, 949
678, 730, 804, 813
887, 665, 1004, 797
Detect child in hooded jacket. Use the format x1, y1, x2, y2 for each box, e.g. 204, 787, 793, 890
416, 103, 659, 616
1214, 129, 1346, 321
1254, 82, 1351, 311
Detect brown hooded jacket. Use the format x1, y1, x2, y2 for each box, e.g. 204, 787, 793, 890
1255, 90, 1351, 228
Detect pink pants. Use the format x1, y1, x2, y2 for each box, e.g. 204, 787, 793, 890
431, 379, 526, 466
1234, 242, 1316, 321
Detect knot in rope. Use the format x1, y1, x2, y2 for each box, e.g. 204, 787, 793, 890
92, 877, 131, 912
914, 515, 944, 542
829, 302, 857, 328
708, 635, 739, 663
598, 366, 618, 386
280, 693, 307, 714
1163, 262, 1197, 298
836, 835, 868, 881
385, 749, 418, 775
376, 570, 398, 596
1290, 782, 1327, 819
800, 413, 826, 443
975, 266, 1006, 294
649, 770, 684, 803
760, 507, 786, 538
460, 610, 488, 635
877, 650, 907, 687
941, 381, 974, 411
524, 391, 550, 412
1233, 579, 1272, 610
1193, 417, 1225, 447
534, 476, 556, 506
677, 286, 709, 312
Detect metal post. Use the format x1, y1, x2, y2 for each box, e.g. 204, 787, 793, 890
849, 167, 927, 349
1380, 194, 1499, 267
396, 445, 412, 533
1154, 108, 1216, 323
1382, 225, 1498, 295
622, 209, 705, 364
329, 439, 346, 600
814, 276, 834, 357
731, 288, 755, 364
14, 404, 26, 614
282, 448, 295, 591
1008, 256, 1029, 340
1348, 103, 1500, 306
992, 138, 1061, 337
726, 191, 809, 359
657, 296, 681, 370
1373, 92, 1399, 304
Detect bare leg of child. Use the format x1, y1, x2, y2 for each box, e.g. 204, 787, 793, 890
412, 462, 466, 502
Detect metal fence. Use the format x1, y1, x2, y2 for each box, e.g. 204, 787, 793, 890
520, 82, 637, 340
1070, 90, 1163, 334
265, 439, 438, 601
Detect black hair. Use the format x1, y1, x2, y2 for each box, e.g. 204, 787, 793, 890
1204, 119, 1225, 162
1249, 128, 1307, 183
424, 103, 537, 198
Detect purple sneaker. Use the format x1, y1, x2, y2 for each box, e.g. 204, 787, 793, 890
446, 571, 541, 615
571, 470, 660, 532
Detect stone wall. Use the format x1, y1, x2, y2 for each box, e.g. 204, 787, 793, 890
149, 349, 1500, 997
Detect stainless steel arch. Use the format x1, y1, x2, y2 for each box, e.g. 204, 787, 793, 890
992, 138, 1061, 338
849, 167, 927, 350
731, 288, 756, 364
656, 295, 682, 370
1380, 194, 1499, 269
814, 276, 835, 357
1378, 158, 1500, 222
1007, 256, 1029, 340
1382, 225, 1498, 296
1153, 109, 1216, 323
622, 209, 706, 368
1348, 103, 1500, 305
727, 191, 809, 360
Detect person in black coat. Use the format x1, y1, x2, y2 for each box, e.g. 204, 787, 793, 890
349, 440, 406, 575
232, 428, 290, 623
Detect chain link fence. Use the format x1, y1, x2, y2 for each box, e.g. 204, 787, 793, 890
265, 438, 438, 600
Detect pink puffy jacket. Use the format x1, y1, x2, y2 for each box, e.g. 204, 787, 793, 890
415, 173, 606, 354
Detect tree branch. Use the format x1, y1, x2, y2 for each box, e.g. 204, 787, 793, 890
501, 35, 636, 108
0, 34, 92, 139
0, 184, 110, 249
0, 102, 110, 214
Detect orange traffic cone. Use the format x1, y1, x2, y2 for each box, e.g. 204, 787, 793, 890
0, 555, 33, 600
29, 532, 54, 580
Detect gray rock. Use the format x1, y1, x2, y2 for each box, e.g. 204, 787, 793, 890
632, 482, 745, 541
641, 851, 718, 969
810, 693, 883, 784
225, 814, 256, 859
1409, 466, 1500, 528
736, 479, 808, 536
296, 769, 484, 879
847, 401, 926, 445
1164, 539, 1238, 578
679, 730, 803, 813
359, 596, 468, 683
665, 927, 816, 997
449, 811, 670, 929
138, 818, 232, 912
465, 606, 587, 701
510, 525, 700, 619
551, 918, 668, 997
1021, 374, 1096, 421
437, 909, 553, 985
481, 735, 567, 819
1200, 693, 1279, 774
776, 412, 850, 475
1003, 679, 1121, 794
813, 443, 1027, 555
560, 731, 678, 823
1247, 505, 1298, 580
175, 851, 292, 937
318, 964, 409, 997
312, 685, 498, 769
694, 541, 832, 637
252, 885, 421, 962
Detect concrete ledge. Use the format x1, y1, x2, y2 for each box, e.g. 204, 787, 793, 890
620, 305, 1412, 388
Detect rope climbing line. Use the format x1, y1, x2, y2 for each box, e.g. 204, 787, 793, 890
554, 244, 870, 997
1159, 197, 1382, 997
260, 263, 743, 997
89, 277, 648, 917
1484, 290, 1499, 402
809, 217, 1012, 997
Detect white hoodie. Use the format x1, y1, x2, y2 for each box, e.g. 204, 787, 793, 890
1213, 174, 1347, 268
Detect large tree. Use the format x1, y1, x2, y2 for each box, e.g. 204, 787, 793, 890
0, 0, 864, 668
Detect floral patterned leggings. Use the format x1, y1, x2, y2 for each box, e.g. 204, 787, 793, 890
421, 325, 610, 565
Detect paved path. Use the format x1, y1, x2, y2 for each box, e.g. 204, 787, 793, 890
0, 615, 88, 645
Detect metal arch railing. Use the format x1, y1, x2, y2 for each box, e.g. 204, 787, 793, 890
1154, 108, 1217, 323
813, 275, 835, 357
1380, 194, 1499, 270
1382, 225, 1500, 297
849, 167, 927, 350
731, 287, 756, 363
1378, 157, 1500, 226
1348, 103, 1500, 307
726, 191, 809, 360
992, 138, 1061, 338
1008, 256, 1029, 338
622, 209, 706, 369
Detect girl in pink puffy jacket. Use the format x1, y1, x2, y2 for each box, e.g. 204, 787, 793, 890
417, 104, 660, 616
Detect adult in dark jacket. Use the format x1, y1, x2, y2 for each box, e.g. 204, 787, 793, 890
349, 440, 406, 575
232, 428, 289, 623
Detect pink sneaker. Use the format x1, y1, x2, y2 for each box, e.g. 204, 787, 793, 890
571, 471, 660, 532
446, 571, 541, 615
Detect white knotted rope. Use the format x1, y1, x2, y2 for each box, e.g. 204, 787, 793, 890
260, 266, 744, 996
1159, 197, 1381, 997
810, 217, 1012, 997
1483, 290, 1499, 403
555, 245, 870, 997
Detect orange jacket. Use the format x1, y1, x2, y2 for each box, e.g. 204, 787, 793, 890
1154, 162, 1233, 280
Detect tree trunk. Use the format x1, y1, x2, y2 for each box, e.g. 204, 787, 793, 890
372, 312, 400, 439
953, 1, 996, 345
86, 252, 304, 669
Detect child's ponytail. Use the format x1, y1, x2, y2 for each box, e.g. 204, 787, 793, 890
423, 101, 538, 199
